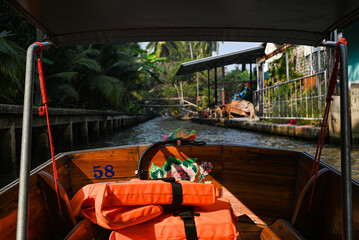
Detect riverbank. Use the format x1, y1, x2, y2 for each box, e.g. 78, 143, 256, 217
190, 117, 326, 141
0, 104, 155, 187
87, 117, 358, 181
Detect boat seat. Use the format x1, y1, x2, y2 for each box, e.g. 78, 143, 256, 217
260, 219, 305, 240
64, 218, 110, 240
38, 171, 77, 237
291, 168, 329, 239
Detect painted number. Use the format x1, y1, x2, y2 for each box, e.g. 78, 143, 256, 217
105, 165, 114, 177
93, 165, 114, 178
93, 166, 103, 178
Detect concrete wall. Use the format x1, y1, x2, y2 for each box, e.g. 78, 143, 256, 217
329, 21, 359, 143
345, 21, 359, 84
0, 104, 152, 178
191, 118, 324, 141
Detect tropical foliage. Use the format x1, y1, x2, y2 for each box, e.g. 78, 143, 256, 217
41, 43, 166, 110
266, 47, 303, 86
1, 3, 253, 113
0, 1, 35, 47
0, 30, 166, 110
0, 31, 25, 103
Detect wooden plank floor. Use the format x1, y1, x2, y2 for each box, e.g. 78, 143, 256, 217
223, 187, 265, 239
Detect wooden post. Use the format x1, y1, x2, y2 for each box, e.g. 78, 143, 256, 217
318, 47, 321, 72
90, 120, 100, 140
10, 124, 17, 176
214, 67, 218, 105
196, 72, 199, 111
0, 124, 17, 176
180, 81, 184, 106
100, 120, 107, 135
208, 69, 210, 106
250, 63, 253, 91
80, 122, 89, 146
286, 52, 289, 82
242, 63, 246, 72
63, 123, 73, 151
95, 120, 100, 137
35, 127, 50, 165
108, 119, 114, 133
114, 119, 119, 130
249, 62, 255, 101
222, 66, 225, 105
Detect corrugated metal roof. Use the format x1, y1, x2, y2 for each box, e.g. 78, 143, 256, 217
176, 45, 265, 75
4, 0, 359, 47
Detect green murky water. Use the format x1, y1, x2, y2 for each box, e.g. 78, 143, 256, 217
90, 117, 359, 181
1, 117, 358, 189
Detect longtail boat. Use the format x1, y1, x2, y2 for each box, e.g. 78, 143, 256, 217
1, 0, 359, 239
0, 142, 358, 239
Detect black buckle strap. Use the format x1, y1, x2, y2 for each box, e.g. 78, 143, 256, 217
174, 206, 199, 240
152, 177, 183, 205
170, 180, 183, 205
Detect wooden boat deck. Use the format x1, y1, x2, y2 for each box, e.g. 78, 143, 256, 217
225, 187, 265, 239
0, 144, 358, 239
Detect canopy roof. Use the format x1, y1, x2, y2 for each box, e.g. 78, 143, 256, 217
176, 45, 265, 75
4, 0, 359, 47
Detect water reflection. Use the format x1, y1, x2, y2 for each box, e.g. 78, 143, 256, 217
90, 117, 358, 181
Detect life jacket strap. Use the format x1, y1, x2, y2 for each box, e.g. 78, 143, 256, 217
174, 206, 199, 240
154, 177, 183, 205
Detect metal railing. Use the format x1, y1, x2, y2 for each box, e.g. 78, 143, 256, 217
254, 71, 327, 120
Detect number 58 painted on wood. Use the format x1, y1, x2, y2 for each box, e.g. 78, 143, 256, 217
93, 165, 115, 178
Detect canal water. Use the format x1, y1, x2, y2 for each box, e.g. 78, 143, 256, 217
1, 117, 358, 189
90, 117, 359, 181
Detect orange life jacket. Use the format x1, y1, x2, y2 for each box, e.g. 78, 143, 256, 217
70, 178, 219, 230
81, 205, 163, 230
109, 198, 239, 240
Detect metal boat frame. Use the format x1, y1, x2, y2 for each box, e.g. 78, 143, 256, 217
14, 39, 353, 239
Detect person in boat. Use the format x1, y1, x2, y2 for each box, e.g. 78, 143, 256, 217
233, 82, 249, 101
224, 100, 257, 119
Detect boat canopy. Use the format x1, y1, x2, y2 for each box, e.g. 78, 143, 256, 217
175, 45, 265, 76
4, 0, 359, 47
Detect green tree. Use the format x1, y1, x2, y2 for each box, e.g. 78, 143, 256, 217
224, 68, 256, 102
0, 1, 36, 47
193, 41, 217, 58
43, 43, 166, 111
146, 41, 178, 57
0, 31, 25, 103
269, 47, 303, 83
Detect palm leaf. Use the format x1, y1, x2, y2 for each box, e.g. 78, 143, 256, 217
90, 75, 124, 107
0, 31, 25, 98
143, 62, 166, 73
48, 72, 78, 82
54, 84, 80, 104
74, 57, 102, 73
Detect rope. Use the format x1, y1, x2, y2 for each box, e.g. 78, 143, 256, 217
34, 42, 62, 213
308, 38, 347, 211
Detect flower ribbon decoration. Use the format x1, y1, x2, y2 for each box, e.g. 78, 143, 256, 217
163, 127, 196, 141
150, 156, 213, 183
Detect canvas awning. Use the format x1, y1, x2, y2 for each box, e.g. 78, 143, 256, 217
4, 0, 359, 47
176, 45, 265, 75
